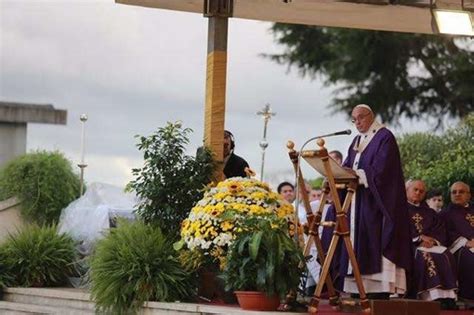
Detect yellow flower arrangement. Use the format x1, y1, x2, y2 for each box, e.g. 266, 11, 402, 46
180, 177, 296, 270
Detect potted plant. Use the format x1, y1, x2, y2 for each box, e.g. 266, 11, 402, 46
221, 217, 305, 311
176, 177, 297, 302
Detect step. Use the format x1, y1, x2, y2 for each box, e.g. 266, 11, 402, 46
3, 287, 305, 314
3, 287, 94, 312
0, 300, 94, 315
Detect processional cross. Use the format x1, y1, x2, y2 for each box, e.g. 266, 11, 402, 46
256, 104, 276, 181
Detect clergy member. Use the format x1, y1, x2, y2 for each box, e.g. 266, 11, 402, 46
406, 180, 457, 309
340, 104, 412, 299
440, 181, 474, 301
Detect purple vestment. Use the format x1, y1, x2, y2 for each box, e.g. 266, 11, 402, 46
441, 203, 474, 300
342, 128, 412, 276
408, 203, 457, 297
320, 203, 345, 291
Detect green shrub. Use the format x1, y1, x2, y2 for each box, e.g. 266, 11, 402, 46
1, 225, 76, 287
90, 221, 194, 314
0, 151, 81, 225
398, 115, 474, 199
0, 249, 14, 289
222, 218, 304, 298
127, 122, 215, 239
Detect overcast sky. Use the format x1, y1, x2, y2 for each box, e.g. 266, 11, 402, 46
1, 0, 434, 189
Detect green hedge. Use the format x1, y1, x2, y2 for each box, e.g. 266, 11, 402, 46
0, 151, 81, 225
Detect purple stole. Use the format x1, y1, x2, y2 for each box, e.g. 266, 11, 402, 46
408, 203, 457, 296
441, 203, 474, 299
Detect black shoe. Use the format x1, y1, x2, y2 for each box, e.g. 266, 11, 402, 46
437, 298, 458, 310
305, 285, 316, 296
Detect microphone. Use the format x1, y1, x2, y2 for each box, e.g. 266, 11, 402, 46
300, 129, 352, 152
332, 129, 352, 136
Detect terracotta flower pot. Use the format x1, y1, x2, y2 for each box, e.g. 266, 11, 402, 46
234, 291, 281, 311
198, 270, 237, 304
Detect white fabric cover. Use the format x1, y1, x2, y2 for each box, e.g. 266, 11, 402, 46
58, 182, 137, 253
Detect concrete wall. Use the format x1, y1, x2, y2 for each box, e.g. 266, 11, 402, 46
0, 102, 67, 125
0, 102, 67, 169
0, 123, 27, 167
0, 197, 24, 243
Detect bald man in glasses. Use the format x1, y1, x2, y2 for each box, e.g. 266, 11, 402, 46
441, 181, 473, 302
406, 180, 457, 309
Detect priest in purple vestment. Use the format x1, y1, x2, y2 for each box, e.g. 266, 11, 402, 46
406, 180, 457, 308
440, 181, 474, 302
339, 104, 412, 299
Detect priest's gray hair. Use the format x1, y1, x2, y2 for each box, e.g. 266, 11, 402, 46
450, 181, 471, 193
405, 179, 425, 189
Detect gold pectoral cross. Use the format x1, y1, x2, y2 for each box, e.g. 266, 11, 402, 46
412, 213, 423, 234
466, 213, 474, 227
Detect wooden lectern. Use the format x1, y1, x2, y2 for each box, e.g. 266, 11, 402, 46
287, 138, 370, 313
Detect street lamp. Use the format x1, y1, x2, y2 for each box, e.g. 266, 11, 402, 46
256, 104, 275, 182
78, 114, 88, 196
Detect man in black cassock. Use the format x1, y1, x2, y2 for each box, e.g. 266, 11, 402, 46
223, 130, 250, 179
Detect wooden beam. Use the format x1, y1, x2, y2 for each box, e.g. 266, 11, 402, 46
204, 16, 229, 181
116, 0, 437, 34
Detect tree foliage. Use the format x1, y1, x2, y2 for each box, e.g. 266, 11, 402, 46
309, 177, 324, 189
0, 151, 81, 225
128, 122, 215, 239
398, 114, 473, 199
268, 25, 474, 127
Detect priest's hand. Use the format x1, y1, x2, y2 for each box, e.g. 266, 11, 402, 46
420, 235, 436, 248
466, 240, 474, 248
343, 167, 357, 176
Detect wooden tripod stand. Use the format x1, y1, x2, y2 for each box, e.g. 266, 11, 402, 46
287, 141, 339, 307
288, 138, 370, 313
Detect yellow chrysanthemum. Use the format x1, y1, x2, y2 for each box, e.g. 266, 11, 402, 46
227, 181, 243, 194
250, 192, 265, 200
213, 192, 227, 200
221, 221, 234, 231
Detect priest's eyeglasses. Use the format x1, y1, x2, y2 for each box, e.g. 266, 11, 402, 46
351, 112, 371, 123
451, 190, 467, 194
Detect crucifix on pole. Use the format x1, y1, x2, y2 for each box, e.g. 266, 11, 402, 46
256, 103, 275, 182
